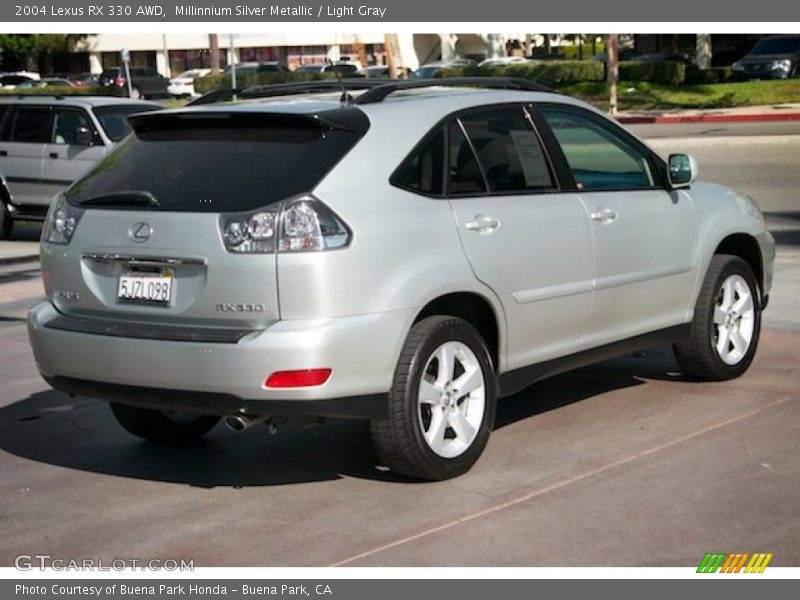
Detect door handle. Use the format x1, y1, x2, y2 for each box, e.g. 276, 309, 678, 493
465, 214, 499, 235
590, 206, 618, 224
49, 152, 59, 159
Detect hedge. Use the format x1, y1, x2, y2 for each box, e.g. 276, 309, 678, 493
618, 61, 686, 86
435, 61, 605, 88
0, 86, 118, 96
684, 67, 733, 85
194, 71, 353, 94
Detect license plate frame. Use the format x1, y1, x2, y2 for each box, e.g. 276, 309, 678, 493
117, 267, 173, 307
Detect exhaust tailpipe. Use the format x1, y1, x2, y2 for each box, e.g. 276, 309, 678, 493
225, 414, 269, 432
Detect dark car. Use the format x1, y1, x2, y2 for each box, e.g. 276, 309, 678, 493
732, 35, 800, 80
99, 66, 169, 99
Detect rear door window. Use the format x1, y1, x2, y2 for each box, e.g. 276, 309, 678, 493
65, 113, 365, 213
9, 106, 52, 143
459, 107, 554, 193
92, 104, 160, 142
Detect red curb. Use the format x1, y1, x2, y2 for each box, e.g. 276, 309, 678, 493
617, 112, 800, 124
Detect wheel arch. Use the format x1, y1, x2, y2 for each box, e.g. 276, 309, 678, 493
713, 233, 764, 300
413, 291, 503, 373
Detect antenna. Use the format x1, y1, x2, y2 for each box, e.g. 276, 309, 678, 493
326, 58, 353, 105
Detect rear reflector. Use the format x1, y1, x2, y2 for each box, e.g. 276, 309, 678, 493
265, 369, 332, 388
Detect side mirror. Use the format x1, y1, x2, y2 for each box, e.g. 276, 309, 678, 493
74, 126, 93, 146
668, 153, 698, 188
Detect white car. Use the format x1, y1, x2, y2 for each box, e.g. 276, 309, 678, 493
478, 56, 530, 68
167, 69, 211, 98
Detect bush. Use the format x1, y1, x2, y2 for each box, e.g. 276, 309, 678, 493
0, 85, 117, 96
618, 61, 686, 86
435, 60, 605, 88
194, 71, 350, 94
684, 67, 733, 85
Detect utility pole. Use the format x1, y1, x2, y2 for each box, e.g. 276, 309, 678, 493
607, 33, 619, 117
384, 34, 403, 78
209, 33, 220, 73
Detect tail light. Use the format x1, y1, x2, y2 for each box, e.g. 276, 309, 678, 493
220, 195, 350, 254
41, 193, 84, 246
265, 369, 332, 388
114, 75, 125, 87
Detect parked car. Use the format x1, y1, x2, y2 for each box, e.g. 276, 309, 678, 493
0, 96, 161, 237
15, 78, 76, 89
477, 56, 530, 68
69, 72, 100, 88
411, 59, 476, 79
732, 35, 800, 80
365, 65, 410, 79
294, 62, 363, 76
27, 79, 774, 481
224, 62, 289, 75
98, 66, 169, 99
0, 73, 38, 89
168, 68, 211, 98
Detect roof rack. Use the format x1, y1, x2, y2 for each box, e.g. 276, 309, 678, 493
353, 77, 553, 104
187, 79, 385, 106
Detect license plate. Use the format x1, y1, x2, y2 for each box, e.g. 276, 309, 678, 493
117, 270, 173, 306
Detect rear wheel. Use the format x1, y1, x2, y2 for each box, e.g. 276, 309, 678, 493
674, 254, 761, 380
370, 316, 497, 480
110, 402, 220, 443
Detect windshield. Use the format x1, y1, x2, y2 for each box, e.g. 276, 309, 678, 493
92, 104, 160, 142
65, 113, 364, 213
750, 37, 800, 55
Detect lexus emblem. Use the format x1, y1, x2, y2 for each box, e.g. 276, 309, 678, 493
129, 222, 152, 243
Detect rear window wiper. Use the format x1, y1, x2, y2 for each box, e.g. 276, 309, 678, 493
77, 191, 160, 209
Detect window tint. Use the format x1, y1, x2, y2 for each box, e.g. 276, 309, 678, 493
459, 108, 554, 193
51, 108, 93, 145
65, 114, 364, 213
392, 127, 444, 196
540, 107, 655, 191
448, 121, 486, 195
10, 106, 51, 143
0, 106, 9, 138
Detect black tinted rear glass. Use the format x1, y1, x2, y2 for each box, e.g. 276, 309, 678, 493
65, 113, 363, 212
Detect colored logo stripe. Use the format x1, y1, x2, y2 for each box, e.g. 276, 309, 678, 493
697, 552, 773, 573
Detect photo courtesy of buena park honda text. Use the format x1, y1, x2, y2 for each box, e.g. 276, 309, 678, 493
0, 0, 798, 597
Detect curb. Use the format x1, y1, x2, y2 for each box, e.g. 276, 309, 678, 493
618, 112, 800, 125
0, 254, 39, 267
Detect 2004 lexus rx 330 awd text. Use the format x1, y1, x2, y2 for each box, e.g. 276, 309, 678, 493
27, 78, 775, 480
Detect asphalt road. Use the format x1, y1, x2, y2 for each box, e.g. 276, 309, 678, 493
0, 122, 798, 568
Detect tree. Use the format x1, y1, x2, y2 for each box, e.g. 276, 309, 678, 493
0, 34, 88, 73
607, 34, 619, 116
209, 34, 220, 73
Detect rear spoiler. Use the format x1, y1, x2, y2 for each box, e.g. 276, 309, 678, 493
127, 107, 370, 136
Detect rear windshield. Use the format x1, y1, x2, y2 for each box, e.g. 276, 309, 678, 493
65, 113, 362, 212
92, 104, 160, 142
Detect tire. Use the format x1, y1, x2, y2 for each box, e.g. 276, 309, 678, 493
674, 254, 761, 381
0, 201, 12, 240
370, 316, 497, 481
109, 402, 220, 443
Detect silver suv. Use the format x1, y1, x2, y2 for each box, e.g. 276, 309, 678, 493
0, 95, 160, 238
27, 78, 775, 480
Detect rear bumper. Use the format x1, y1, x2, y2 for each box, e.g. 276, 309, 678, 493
28, 301, 413, 418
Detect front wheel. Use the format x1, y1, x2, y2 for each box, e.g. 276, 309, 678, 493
110, 402, 220, 443
370, 316, 497, 480
674, 254, 761, 380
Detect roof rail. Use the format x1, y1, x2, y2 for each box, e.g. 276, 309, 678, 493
353, 77, 553, 104
187, 79, 385, 106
